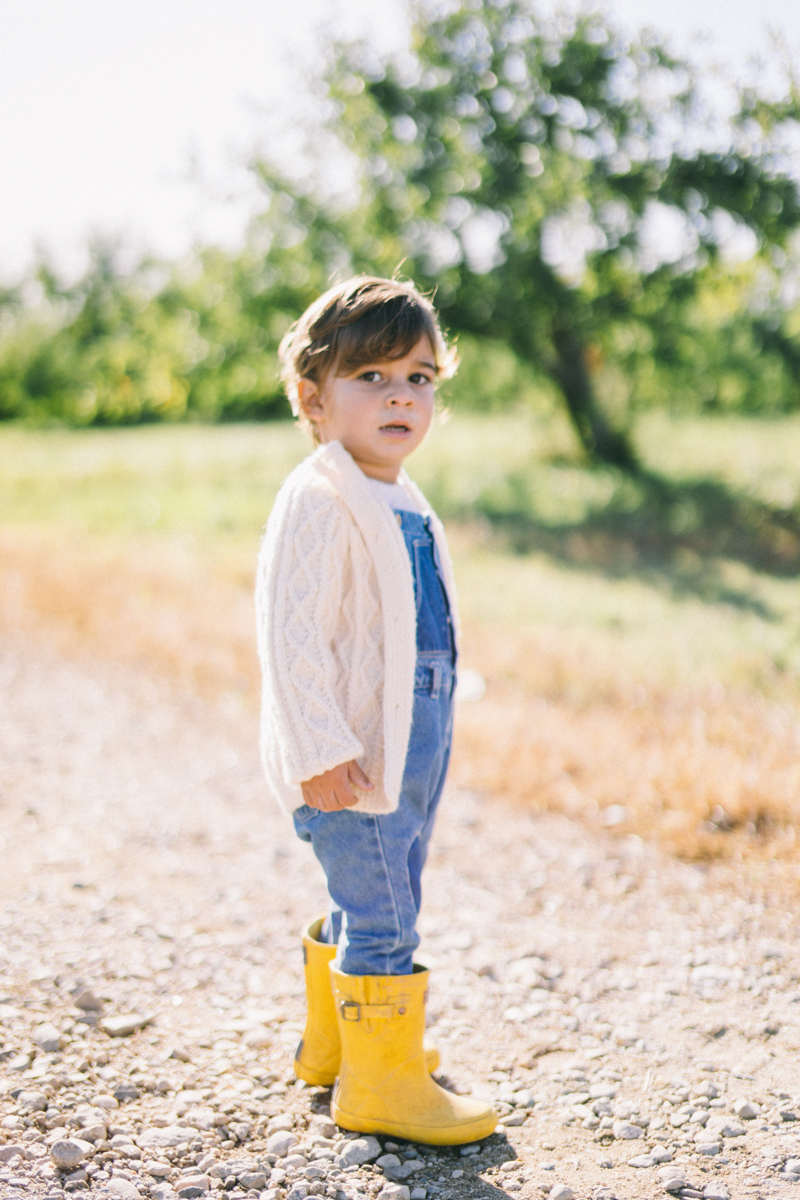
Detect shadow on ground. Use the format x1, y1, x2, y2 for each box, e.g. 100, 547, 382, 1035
307, 1090, 519, 1195
480, 468, 800, 613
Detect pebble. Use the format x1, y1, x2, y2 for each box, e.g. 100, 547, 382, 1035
703, 1186, 730, 1200
0, 1148, 25, 1164
549, 1186, 573, 1200
628, 1155, 655, 1168
282, 1153, 307, 1169
81, 1122, 109, 1143
241, 1027, 271, 1049
377, 1186, 410, 1200
706, 1117, 745, 1139
32, 1023, 62, 1052
338, 1137, 382, 1167
285, 1185, 309, 1200
17, 1091, 48, 1113
267, 1114, 296, 1133
659, 1167, 685, 1185
50, 1141, 90, 1171
175, 1175, 209, 1197
7, 1053, 31, 1071
612, 1121, 642, 1140
138, 1127, 199, 1151
410, 1189, 427, 1200
73, 988, 104, 1012
589, 1084, 618, 1100
100, 1013, 152, 1037
265, 1132, 298, 1158
238, 1172, 267, 1189
732, 1099, 760, 1120
145, 1163, 172, 1178
391, 1162, 425, 1181
103, 1180, 141, 1200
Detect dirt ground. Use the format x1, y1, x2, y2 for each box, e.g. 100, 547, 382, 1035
2, 635, 800, 1200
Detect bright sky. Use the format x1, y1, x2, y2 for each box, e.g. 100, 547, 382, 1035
0, 0, 797, 281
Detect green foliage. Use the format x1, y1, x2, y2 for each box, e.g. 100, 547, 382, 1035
0, 244, 298, 426
1, 2, 800, 441
255, 0, 800, 462
438, 331, 560, 413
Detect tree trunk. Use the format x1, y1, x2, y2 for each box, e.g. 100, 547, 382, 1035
550, 320, 638, 471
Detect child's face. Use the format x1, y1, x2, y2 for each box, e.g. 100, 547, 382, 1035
297, 336, 437, 482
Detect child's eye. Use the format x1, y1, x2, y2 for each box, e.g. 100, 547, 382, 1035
409, 373, 433, 385
358, 370, 383, 383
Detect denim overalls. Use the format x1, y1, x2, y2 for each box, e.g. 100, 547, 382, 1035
293, 508, 457, 976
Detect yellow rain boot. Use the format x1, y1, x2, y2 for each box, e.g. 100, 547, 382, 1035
294, 916, 340, 1086
294, 918, 441, 1087
330, 964, 497, 1145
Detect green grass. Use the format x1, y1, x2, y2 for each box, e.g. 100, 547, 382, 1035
0, 422, 308, 547
635, 411, 800, 511
2, 411, 800, 693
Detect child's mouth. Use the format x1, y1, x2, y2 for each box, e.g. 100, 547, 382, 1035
380, 422, 411, 434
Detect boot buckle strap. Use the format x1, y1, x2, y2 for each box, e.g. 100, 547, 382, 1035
339, 1000, 407, 1021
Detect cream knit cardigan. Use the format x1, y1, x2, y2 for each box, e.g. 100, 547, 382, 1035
255, 440, 459, 816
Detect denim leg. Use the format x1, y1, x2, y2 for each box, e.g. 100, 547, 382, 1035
294, 798, 424, 975
319, 909, 342, 945
292, 655, 455, 975
406, 686, 454, 912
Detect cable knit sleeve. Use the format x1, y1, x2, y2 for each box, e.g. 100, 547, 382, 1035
256, 471, 364, 790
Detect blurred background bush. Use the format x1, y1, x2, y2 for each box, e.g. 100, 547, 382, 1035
1, 1, 799, 458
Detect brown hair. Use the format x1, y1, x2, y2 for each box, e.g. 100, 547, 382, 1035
278, 276, 457, 429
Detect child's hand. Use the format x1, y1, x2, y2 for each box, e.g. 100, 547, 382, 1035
301, 760, 373, 812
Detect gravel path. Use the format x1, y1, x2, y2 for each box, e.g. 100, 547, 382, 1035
2, 637, 800, 1200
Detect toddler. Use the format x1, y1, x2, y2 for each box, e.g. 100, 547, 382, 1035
256, 276, 496, 1145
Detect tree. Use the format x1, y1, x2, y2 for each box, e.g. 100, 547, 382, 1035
0, 242, 308, 425
256, 0, 800, 466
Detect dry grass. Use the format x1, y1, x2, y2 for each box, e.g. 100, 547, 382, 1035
4, 524, 800, 868
453, 624, 800, 864
0, 527, 259, 703
3, 416, 800, 868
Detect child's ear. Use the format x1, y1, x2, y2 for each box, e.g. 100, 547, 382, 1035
296, 377, 325, 420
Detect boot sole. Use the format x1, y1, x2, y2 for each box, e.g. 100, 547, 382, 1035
331, 1102, 498, 1146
